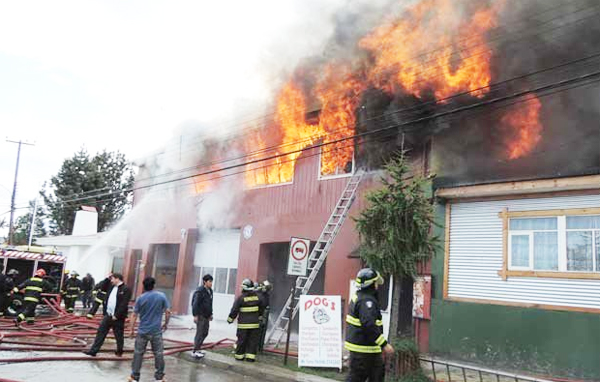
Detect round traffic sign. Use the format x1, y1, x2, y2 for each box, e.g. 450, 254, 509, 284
291, 239, 309, 261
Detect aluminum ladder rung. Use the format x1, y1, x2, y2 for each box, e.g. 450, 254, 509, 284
265, 169, 365, 347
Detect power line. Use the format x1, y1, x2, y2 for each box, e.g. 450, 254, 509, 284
19, 3, 600, 209
23, 54, 599, 209
19, 68, 600, 211
142, 0, 599, 162
129, 51, 600, 186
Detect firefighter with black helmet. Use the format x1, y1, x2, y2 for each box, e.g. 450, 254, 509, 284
14, 268, 52, 325
256, 280, 272, 352
86, 273, 112, 319
345, 268, 394, 382
227, 278, 264, 362
0, 269, 19, 317
62, 271, 82, 313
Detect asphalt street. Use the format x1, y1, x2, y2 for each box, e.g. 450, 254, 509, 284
0, 354, 263, 382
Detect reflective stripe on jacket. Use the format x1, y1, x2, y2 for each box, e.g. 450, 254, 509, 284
344, 289, 387, 354
18, 277, 51, 304
227, 291, 264, 330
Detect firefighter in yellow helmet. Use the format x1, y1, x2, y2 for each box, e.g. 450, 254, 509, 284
62, 271, 82, 313
345, 268, 394, 382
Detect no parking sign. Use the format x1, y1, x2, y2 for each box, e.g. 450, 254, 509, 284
287, 237, 310, 276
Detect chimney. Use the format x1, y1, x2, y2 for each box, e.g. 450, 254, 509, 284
72, 206, 98, 236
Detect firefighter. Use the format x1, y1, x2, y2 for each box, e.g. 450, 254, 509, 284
86, 273, 112, 319
345, 268, 394, 382
14, 269, 52, 325
62, 271, 82, 313
227, 278, 264, 362
256, 280, 272, 352
0, 269, 19, 317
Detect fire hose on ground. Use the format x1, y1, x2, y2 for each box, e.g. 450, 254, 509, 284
0, 298, 294, 367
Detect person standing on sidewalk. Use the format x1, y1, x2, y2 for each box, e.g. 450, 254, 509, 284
81, 273, 95, 309
191, 274, 213, 359
345, 268, 394, 382
84, 273, 131, 357
127, 276, 170, 382
227, 278, 264, 362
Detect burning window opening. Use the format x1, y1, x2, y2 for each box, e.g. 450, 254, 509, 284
198, 0, 562, 193
319, 146, 355, 179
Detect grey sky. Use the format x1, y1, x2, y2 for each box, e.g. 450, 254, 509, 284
0, 0, 349, 234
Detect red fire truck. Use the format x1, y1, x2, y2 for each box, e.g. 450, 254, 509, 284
1, 245, 66, 313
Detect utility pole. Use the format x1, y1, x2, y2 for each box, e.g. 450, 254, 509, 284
6, 139, 35, 245
28, 198, 39, 247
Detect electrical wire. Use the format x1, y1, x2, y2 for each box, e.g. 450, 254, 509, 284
15, 69, 600, 212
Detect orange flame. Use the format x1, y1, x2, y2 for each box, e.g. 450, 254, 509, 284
315, 65, 365, 176
359, 0, 502, 99
233, 0, 541, 189
504, 97, 542, 160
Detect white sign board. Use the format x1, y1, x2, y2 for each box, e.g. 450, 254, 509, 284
287, 237, 310, 276
298, 295, 342, 369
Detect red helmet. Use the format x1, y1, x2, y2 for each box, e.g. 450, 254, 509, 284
35, 269, 46, 277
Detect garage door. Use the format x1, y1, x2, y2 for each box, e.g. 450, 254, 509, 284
191, 229, 241, 319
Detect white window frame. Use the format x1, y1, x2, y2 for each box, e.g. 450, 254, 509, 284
565, 224, 600, 272
507, 215, 600, 273
508, 232, 533, 270
318, 146, 355, 180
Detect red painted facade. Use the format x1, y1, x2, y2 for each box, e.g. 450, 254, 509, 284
122, 146, 431, 350
124, 148, 372, 313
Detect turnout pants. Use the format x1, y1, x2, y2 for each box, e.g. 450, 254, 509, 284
130, 331, 165, 381
346, 352, 384, 382
0, 293, 9, 316
16, 300, 37, 324
193, 315, 210, 352
258, 311, 269, 352
86, 299, 103, 318
88, 315, 125, 354
81, 290, 92, 308
234, 328, 260, 361
64, 296, 77, 313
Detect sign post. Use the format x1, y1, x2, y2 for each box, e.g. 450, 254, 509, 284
298, 295, 343, 370
287, 237, 310, 276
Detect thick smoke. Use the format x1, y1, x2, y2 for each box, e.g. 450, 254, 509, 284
119, 0, 402, 253
432, 0, 600, 187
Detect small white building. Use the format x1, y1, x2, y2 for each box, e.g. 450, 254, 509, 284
36, 207, 127, 282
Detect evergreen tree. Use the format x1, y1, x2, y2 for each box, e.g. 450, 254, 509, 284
40, 149, 134, 235
354, 152, 440, 338
12, 200, 46, 245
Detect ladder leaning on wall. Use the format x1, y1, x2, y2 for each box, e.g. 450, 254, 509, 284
265, 169, 365, 348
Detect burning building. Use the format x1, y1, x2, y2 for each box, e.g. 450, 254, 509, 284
123, 0, 600, 378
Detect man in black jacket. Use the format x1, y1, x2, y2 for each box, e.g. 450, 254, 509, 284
191, 274, 213, 359
81, 273, 95, 309
84, 273, 132, 357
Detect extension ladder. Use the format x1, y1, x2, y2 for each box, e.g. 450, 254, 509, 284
265, 169, 365, 348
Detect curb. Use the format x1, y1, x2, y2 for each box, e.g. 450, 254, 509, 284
179, 351, 339, 382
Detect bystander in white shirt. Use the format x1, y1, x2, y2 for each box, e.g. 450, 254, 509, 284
106, 282, 122, 317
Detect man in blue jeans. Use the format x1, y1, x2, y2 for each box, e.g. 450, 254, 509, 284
128, 277, 170, 382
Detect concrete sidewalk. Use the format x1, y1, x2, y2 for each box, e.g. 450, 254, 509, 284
163, 315, 237, 345
180, 351, 340, 382
168, 316, 338, 382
